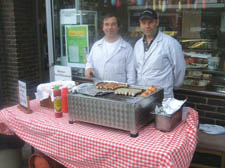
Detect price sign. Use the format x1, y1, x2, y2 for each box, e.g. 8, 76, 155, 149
54, 65, 72, 81
17, 80, 32, 113
18, 80, 28, 108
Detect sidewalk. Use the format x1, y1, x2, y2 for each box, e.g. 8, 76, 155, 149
21, 143, 31, 168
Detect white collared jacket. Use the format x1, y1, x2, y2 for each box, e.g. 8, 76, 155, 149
86, 37, 136, 84
134, 31, 186, 98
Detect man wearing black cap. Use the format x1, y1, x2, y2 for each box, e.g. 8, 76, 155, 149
134, 9, 186, 98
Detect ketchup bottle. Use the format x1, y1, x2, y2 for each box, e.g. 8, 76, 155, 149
61, 88, 68, 113
53, 86, 62, 118
116, 0, 121, 7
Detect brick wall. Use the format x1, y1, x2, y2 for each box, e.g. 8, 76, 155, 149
0, 0, 41, 107
0, 1, 4, 108
175, 89, 225, 126
0, 0, 16, 107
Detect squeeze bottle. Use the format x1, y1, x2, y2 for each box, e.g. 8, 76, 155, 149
54, 86, 62, 118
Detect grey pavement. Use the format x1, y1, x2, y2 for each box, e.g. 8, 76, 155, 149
21, 143, 31, 168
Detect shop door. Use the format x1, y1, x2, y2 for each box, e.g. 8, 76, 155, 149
36, 0, 49, 82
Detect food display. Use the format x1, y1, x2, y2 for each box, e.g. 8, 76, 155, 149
186, 70, 203, 78
96, 82, 128, 90
184, 68, 212, 90
184, 55, 208, 69
184, 51, 210, 66
184, 79, 210, 86
141, 85, 157, 97
114, 88, 143, 97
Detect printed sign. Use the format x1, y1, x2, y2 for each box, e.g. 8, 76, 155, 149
60, 9, 77, 25
65, 25, 89, 68
18, 80, 28, 108
54, 65, 72, 81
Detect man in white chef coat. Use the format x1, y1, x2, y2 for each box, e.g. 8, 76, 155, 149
134, 9, 186, 98
85, 13, 136, 84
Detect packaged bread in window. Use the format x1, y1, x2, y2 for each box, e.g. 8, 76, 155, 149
141, 85, 157, 97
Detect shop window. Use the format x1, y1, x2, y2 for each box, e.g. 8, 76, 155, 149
49, 0, 225, 94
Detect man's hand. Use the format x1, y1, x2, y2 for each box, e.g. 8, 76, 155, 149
85, 68, 95, 79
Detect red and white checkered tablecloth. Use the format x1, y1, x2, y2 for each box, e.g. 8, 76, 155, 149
0, 99, 198, 168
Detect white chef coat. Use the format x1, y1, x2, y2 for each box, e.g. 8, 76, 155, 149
104, 39, 120, 56
86, 37, 136, 84
134, 31, 186, 98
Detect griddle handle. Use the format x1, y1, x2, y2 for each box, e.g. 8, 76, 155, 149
130, 133, 139, 138
69, 120, 74, 124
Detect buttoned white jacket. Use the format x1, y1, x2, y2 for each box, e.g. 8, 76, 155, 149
134, 31, 186, 98
86, 37, 136, 84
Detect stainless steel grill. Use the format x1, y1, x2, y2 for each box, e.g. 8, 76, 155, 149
68, 86, 163, 137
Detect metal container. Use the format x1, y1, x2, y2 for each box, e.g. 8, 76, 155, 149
155, 108, 182, 132
68, 86, 163, 137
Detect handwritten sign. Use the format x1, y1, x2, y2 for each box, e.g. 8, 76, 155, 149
18, 80, 28, 108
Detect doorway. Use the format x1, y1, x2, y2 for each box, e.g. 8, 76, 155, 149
36, 0, 49, 83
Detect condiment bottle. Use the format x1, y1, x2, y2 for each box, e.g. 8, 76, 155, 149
130, 0, 136, 5
53, 86, 62, 118
116, 0, 122, 7
61, 88, 68, 113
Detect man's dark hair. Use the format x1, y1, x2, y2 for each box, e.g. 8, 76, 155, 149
102, 13, 121, 27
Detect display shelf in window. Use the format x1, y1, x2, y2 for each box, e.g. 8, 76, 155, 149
184, 54, 209, 69
182, 79, 211, 91
180, 39, 214, 51
204, 70, 225, 93
183, 68, 213, 91
185, 70, 212, 79
183, 51, 213, 91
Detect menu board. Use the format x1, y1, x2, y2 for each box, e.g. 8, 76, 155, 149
65, 25, 89, 68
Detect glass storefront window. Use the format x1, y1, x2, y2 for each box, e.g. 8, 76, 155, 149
48, 0, 225, 94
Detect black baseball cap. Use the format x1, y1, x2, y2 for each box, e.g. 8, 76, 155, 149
139, 9, 158, 20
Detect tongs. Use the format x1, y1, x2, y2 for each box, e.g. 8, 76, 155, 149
90, 72, 101, 84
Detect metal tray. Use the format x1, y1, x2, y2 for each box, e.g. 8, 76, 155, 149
68, 85, 163, 137
155, 108, 182, 132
